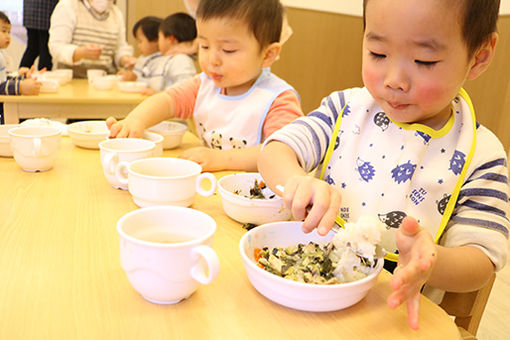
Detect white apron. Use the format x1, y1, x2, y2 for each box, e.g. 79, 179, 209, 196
319, 87, 477, 262
193, 70, 295, 149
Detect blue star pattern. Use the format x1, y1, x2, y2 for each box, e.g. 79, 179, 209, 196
449, 150, 466, 175
356, 157, 376, 182
391, 161, 417, 184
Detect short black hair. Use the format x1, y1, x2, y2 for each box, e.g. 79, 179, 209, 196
363, 0, 500, 57
0, 11, 10, 25
159, 12, 197, 43
133, 16, 163, 42
196, 0, 283, 49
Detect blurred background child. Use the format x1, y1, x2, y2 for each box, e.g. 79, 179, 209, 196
1, 11, 41, 124
48, 0, 133, 78
119, 16, 162, 83
106, 0, 303, 171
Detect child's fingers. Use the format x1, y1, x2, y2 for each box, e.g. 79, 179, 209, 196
109, 122, 122, 138
105, 117, 117, 129
406, 293, 421, 330
316, 192, 341, 235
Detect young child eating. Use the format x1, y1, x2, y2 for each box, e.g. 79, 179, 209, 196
258, 0, 508, 330
107, 0, 303, 171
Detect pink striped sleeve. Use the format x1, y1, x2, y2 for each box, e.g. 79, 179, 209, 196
164, 75, 201, 119
262, 90, 304, 140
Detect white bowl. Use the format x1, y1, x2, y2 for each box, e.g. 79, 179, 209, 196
68, 120, 110, 149
39, 78, 59, 93
53, 69, 73, 83
143, 131, 164, 156
117, 81, 147, 93
217, 172, 291, 225
239, 221, 384, 312
148, 121, 187, 149
93, 75, 118, 91
20, 118, 68, 135
0, 124, 19, 157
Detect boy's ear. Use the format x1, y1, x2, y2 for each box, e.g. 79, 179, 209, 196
261, 42, 282, 68
466, 32, 498, 81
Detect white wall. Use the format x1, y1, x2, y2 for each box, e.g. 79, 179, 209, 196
281, 0, 510, 16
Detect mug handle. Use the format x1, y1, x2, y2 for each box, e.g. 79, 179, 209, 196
195, 172, 217, 197
32, 137, 41, 156
189, 245, 220, 285
103, 152, 118, 175
115, 161, 130, 187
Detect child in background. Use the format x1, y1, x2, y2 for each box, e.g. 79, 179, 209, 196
0, 12, 41, 124
258, 0, 508, 330
107, 0, 303, 171
121, 13, 197, 95
119, 16, 163, 83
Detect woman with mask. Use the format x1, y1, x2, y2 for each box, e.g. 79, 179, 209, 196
48, 0, 134, 78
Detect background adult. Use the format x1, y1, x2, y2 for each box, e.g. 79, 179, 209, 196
48, 0, 133, 78
19, 0, 58, 71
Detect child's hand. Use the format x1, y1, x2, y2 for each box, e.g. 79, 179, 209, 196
18, 67, 30, 77
387, 216, 437, 330
75, 44, 102, 61
280, 176, 342, 235
118, 70, 137, 81
106, 116, 145, 138
141, 87, 156, 96
20, 78, 42, 95
120, 56, 137, 69
179, 147, 225, 171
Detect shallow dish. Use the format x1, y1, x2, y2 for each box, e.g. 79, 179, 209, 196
117, 81, 147, 93
0, 124, 19, 157
68, 120, 109, 149
148, 121, 187, 149
239, 221, 384, 312
217, 172, 291, 225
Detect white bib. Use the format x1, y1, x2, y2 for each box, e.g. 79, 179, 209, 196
320, 87, 477, 261
193, 70, 295, 149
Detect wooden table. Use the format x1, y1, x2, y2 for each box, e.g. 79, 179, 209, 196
0, 133, 460, 339
0, 79, 145, 124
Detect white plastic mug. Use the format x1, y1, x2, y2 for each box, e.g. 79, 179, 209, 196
143, 131, 164, 157
99, 138, 155, 190
117, 206, 220, 304
118, 157, 217, 207
8, 126, 61, 172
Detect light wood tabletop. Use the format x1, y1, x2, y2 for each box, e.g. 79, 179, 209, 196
0, 79, 146, 124
0, 133, 460, 339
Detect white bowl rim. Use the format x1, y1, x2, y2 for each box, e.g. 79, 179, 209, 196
68, 120, 109, 136
127, 157, 203, 180
239, 221, 384, 290
218, 173, 282, 204
117, 206, 216, 248
148, 121, 187, 134
8, 126, 61, 138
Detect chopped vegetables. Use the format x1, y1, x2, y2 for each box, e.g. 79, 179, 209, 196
234, 179, 275, 199
254, 216, 385, 285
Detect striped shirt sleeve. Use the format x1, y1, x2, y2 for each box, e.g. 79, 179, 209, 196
442, 126, 509, 270
263, 90, 347, 172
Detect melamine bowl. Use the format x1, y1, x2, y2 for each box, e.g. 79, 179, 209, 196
0, 124, 19, 157
239, 221, 384, 312
147, 121, 187, 149
68, 120, 110, 149
217, 172, 291, 225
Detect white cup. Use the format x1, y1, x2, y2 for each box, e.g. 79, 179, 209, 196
118, 157, 217, 208
8, 126, 61, 172
117, 206, 220, 304
87, 69, 107, 85
99, 138, 155, 190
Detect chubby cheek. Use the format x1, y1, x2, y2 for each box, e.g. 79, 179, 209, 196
362, 65, 381, 96
414, 82, 450, 110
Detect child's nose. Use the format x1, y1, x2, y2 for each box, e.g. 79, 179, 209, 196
384, 63, 409, 92
209, 50, 221, 67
